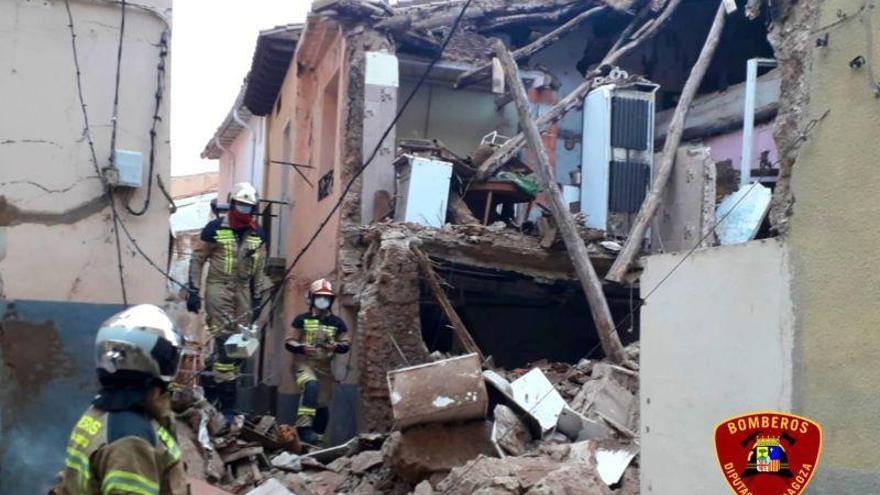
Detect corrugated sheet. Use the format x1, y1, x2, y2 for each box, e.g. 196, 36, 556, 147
609, 161, 650, 213
611, 96, 650, 151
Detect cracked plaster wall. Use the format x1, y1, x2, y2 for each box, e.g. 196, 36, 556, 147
0, 0, 171, 304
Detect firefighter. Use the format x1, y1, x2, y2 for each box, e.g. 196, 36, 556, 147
285, 279, 350, 445
54, 304, 187, 495
187, 182, 269, 418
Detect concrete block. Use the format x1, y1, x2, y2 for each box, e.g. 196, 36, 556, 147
387, 353, 487, 429
384, 420, 496, 483
491, 404, 531, 456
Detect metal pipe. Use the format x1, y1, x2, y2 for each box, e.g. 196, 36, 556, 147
740, 58, 777, 187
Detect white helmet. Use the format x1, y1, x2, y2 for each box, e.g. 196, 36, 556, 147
96, 304, 183, 385
230, 182, 258, 206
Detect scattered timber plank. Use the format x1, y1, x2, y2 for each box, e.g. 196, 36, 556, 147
493, 41, 626, 364
474, 0, 684, 181
456, 6, 607, 89
412, 247, 485, 361
605, 2, 727, 283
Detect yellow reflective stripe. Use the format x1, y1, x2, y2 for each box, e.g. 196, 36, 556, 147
66, 448, 91, 493
102, 470, 158, 495
213, 363, 239, 372
303, 320, 320, 345
296, 373, 312, 388
298, 406, 316, 416
66, 447, 90, 467
157, 426, 181, 464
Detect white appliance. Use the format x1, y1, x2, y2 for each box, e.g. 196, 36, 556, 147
394, 155, 453, 228
580, 83, 657, 236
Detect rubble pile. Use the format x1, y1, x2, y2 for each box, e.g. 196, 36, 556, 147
176, 343, 640, 495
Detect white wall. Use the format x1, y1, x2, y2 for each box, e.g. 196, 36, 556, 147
640, 239, 794, 494
0, 0, 172, 305
218, 114, 265, 201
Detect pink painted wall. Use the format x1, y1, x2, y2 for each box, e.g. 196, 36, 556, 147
704, 122, 778, 171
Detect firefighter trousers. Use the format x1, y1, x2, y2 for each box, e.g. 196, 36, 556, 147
294, 359, 334, 430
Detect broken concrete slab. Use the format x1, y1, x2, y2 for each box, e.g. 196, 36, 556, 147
491, 404, 531, 456
271, 452, 302, 472
384, 420, 496, 484
595, 445, 639, 486
412, 480, 435, 495
387, 353, 488, 429
571, 363, 636, 431
244, 478, 294, 495
525, 461, 612, 495
437, 455, 560, 495
510, 368, 567, 435
349, 450, 384, 474
557, 405, 613, 441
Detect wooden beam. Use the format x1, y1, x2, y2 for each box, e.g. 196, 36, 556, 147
474, 0, 684, 181
493, 40, 626, 364
413, 247, 485, 362
605, 2, 727, 283
455, 6, 607, 89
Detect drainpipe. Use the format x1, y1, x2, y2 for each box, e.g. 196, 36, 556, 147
233, 108, 258, 189
740, 58, 777, 187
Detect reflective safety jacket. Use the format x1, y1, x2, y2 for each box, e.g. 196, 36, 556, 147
189, 218, 269, 335
289, 312, 349, 362
54, 406, 187, 495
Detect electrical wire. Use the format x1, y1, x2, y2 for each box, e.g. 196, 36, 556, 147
124, 29, 168, 216
65, 0, 128, 305
106, 0, 129, 305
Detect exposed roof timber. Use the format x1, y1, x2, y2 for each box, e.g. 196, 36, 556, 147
295, 15, 341, 71
398, 55, 546, 89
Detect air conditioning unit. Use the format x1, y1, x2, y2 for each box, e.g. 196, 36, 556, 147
580, 83, 657, 237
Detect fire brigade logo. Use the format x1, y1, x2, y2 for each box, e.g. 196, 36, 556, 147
714, 412, 822, 495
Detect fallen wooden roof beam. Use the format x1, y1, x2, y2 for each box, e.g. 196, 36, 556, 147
474, 0, 685, 181
493, 40, 626, 364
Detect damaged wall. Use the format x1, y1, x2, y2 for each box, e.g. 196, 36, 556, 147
777, 0, 880, 489
640, 239, 794, 494
355, 232, 430, 432
0, 0, 172, 305
396, 79, 519, 157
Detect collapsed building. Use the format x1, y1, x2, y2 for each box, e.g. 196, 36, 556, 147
202, 0, 777, 430
192, 0, 879, 492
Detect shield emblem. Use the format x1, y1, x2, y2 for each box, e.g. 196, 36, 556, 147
714, 412, 822, 495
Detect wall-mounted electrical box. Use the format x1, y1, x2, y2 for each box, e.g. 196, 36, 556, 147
394, 155, 452, 229
580, 83, 657, 237
113, 149, 144, 188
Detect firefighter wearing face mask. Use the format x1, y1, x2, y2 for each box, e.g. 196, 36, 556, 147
284, 279, 350, 445
187, 182, 269, 417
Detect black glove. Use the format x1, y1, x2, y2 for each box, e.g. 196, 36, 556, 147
334, 342, 351, 355
186, 286, 201, 313
252, 298, 262, 319
285, 341, 305, 354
